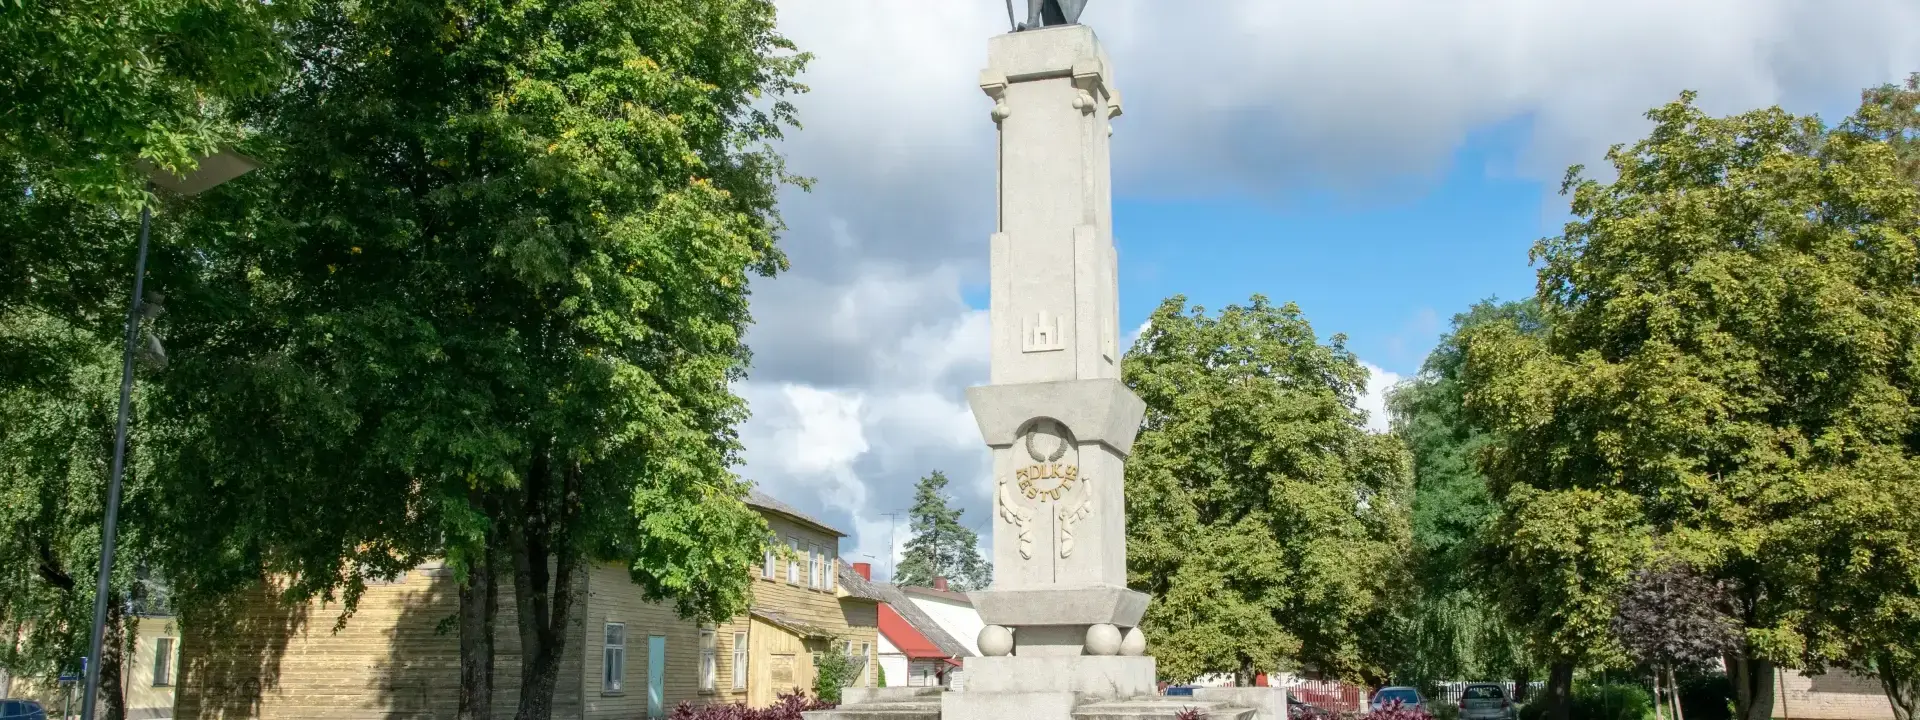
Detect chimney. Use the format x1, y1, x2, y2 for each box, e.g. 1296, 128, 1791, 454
852, 562, 872, 580
933, 576, 948, 591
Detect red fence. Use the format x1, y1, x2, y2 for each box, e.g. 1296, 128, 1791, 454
1291, 679, 1367, 715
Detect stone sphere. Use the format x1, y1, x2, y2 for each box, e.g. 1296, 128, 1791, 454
978, 625, 1014, 657
1120, 626, 1147, 656
1085, 623, 1123, 656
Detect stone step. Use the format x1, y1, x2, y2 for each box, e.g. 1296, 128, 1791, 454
802, 702, 943, 720
1072, 699, 1257, 720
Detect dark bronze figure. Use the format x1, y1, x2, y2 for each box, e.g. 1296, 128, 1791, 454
1014, 0, 1087, 31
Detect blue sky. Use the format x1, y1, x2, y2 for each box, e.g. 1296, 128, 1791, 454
737, 0, 1920, 578
1113, 122, 1552, 379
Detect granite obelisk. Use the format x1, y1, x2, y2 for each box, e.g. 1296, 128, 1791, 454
944, 20, 1155, 719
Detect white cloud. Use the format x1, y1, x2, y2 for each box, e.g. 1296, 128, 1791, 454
739, 0, 1920, 573
1358, 362, 1405, 434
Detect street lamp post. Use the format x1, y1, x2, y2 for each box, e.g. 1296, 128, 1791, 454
78, 150, 258, 720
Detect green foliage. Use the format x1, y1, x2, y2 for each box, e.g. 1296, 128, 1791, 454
0, 314, 137, 692
102, 0, 808, 715
1570, 683, 1654, 720
1458, 87, 1920, 720
877, 662, 887, 688
0, 0, 306, 392
0, 0, 301, 205
1387, 300, 1540, 686
893, 470, 990, 591
1520, 683, 1653, 720
1847, 73, 1920, 185
812, 645, 857, 704
1124, 295, 1414, 683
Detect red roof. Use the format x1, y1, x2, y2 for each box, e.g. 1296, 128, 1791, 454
878, 602, 952, 660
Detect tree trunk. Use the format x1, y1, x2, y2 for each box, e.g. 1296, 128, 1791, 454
1515, 666, 1533, 703
457, 518, 498, 720
102, 596, 127, 720
1726, 652, 1776, 720
1669, 666, 1687, 720
1876, 653, 1917, 720
510, 453, 581, 720
1546, 660, 1575, 720
1654, 670, 1667, 720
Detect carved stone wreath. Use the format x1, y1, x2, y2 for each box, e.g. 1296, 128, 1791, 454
997, 418, 1096, 560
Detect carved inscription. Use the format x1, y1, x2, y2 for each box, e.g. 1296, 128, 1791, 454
1022, 311, 1065, 353
1015, 462, 1079, 501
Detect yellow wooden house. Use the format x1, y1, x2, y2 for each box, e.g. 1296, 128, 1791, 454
170, 489, 881, 719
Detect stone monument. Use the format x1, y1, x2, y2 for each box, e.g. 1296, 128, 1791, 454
811, 15, 1256, 720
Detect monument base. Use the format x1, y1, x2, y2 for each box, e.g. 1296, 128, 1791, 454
970, 584, 1149, 628
961, 655, 1156, 696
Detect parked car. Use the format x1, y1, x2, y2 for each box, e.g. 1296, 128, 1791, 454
1456, 683, 1515, 720
1370, 686, 1427, 714
0, 699, 47, 720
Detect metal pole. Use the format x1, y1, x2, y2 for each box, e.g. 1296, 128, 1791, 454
80, 184, 153, 720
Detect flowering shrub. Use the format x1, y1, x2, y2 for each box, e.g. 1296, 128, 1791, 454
666, 690, 836, 720
1291, 701, 1337, 720
1175, 708, 1209, 720
1362, 700, 1432, 720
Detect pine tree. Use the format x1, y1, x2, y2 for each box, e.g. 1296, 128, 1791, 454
893, 471, 991, 591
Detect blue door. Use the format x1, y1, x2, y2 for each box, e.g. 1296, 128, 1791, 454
647, 635, 667, 718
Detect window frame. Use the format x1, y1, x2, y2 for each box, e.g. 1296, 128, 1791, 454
152, 637, 175, 687
763, 543, 776, 579
699, 628, 718, 693
808, 545, 822, 589
731, 631, 749, 690
603, 622, 627, 694
787, 538, 803, 584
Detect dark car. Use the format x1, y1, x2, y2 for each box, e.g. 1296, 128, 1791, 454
1457, 683, 1515, 720
1370, 686, 1427, 714
0, 699, 48, 720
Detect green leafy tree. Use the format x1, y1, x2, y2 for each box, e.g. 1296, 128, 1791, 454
1, 0, 303, 390
893, 470, 991, 592
1849, 73, 1920, 184
1387, 299, 1541, 692
0, 315, 145, 719
0, 1, 302, 709
135, 1, 807, 718
1458, 89, 1920, 720
1124, 295, 1413, 685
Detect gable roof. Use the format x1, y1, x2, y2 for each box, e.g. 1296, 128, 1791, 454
868, 580, 971, 659
898, 584, 973, 605
836, 564, 889, 603
750, 607, 839, 639
746, 489, 847, 538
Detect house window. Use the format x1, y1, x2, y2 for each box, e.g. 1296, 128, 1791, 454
808, 546, 822, 589
731, 632, 748, 690
700, 629, 717, 692
763, 544, 775, 579
787, 539, 802, 584
604, 623, 626, 692
152, 637, 174, 687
